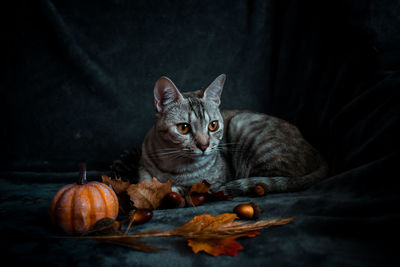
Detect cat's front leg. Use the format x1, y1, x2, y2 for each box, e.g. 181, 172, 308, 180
138, 166, 153, 182
171, 185, 186, 197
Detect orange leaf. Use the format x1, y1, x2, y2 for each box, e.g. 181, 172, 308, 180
188, 237, 243, 256
169, 213, 261, 256
170, 213, 238, 235
126, 177, 172, 210
187, 231, 260, 256
187, 180, 233, 206
189, 180, 211, 194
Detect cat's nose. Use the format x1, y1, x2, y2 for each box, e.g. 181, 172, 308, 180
197, 142, 209, 152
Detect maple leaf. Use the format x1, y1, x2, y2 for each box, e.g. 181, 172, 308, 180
188, 231, 260, 257
69, 213, 295, 256
126, 177, 172, 210
170, 213, 239, 235
168, 213, 261, 256
166, 213, 295, 256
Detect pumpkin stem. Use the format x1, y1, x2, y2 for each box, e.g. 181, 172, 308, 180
78, 163, 87, 185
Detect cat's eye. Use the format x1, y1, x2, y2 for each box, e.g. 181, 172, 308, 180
208, 120, 219, 132
177, 123, 191, 134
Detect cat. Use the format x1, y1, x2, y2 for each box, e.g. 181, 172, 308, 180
138, 74, 328, 196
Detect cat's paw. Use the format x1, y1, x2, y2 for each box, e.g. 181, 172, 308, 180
223, 181, 247, 196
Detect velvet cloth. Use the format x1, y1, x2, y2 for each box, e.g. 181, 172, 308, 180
2, 0, 399, 265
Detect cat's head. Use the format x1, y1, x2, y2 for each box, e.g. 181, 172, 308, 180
152, 74, 226, 159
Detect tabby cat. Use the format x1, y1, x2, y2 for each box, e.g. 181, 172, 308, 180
139, 74, 328, 196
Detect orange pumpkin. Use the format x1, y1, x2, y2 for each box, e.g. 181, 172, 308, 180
50, 163, 119, 234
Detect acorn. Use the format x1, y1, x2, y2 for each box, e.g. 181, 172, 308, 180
233, 202, 263, 220
253, 184, 265, 196
124, 208, 153, 235
162, 192, 185, 208
132, 208, 153, 224
190, 193, 207, 206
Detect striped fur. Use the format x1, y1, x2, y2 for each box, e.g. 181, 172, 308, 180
139, 75, 328, 196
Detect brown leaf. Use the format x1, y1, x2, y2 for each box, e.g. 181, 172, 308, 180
84, 218, 121, 236
127, 177, 172, 209
101, 174, 131, 194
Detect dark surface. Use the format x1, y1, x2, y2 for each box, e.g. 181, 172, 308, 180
2, 0, 400, 265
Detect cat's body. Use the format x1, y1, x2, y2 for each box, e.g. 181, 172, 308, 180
139, 74, 328, 196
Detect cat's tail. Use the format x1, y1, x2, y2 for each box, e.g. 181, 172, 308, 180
221, 162, 329, 196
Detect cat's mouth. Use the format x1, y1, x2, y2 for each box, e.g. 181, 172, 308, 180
183, 149, 213, 159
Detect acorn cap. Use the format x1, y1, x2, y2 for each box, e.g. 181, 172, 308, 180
249, 202, 263, 219
253, 184, 265, 196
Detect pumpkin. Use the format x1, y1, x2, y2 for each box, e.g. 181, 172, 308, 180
50, 163, 119, 234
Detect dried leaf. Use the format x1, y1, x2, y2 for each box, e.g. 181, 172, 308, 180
169, 213, 238, 235
189, 180, 211, 194
187, 180, 233, 207
168, 213, 257, 256
101, 174, 134, 214
61, 214, 295, 256
127, 177, 172, 209
84, 218, 121, 236
101, 174, 131, 194
168, 213, 294, 256
188, 231, 260, 256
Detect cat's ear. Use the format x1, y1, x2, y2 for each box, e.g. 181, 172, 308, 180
154, 76, 184, 112
203, 74, 226, 106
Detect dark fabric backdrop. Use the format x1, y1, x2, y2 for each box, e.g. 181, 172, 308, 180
2, 0, 400, 266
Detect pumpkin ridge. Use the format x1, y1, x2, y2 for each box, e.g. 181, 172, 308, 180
50, 184, 73, 223
84, 186, 92, 231
58, 185, 76, 234
92, 182, 118, 218
87, 184, 104, 227
86, 185, 94, 228
73, 185, 89, 233
70, 185, 79, 233
91, 183, 108, 218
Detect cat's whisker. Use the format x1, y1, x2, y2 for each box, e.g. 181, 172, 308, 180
218, 143, 241, 146
218, 142, 240, 145
216, 144, 243, 149
214, 147, 245, 153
